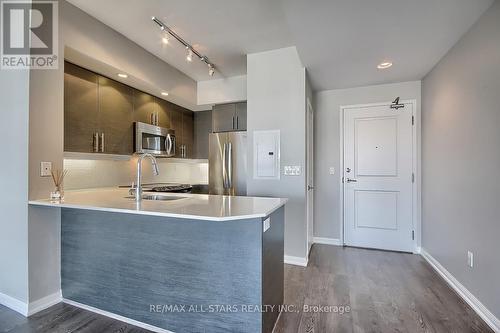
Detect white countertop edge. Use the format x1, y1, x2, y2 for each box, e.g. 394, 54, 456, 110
28, 199, 287, 222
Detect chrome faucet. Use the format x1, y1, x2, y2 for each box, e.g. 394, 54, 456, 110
130, 153, 160, 201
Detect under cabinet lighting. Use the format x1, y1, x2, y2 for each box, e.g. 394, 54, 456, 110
161, 92, 169, 96
117, 73, 128, 78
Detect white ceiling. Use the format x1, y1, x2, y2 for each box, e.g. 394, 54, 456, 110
67, 0, 493, 91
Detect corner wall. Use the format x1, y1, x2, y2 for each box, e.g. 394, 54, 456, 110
0, 69, 30, 307
314, 81, 422, 241
422, 0, 500, 321
247, 47, 307, 259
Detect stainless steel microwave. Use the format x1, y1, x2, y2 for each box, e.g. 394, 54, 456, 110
134, 122, 175, 157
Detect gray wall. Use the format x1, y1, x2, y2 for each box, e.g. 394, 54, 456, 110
0, 69, 30, 304
422, 0, 500, 319
314, 81, 421, 240
194, 110, 212, 159
247, 47, 308, 259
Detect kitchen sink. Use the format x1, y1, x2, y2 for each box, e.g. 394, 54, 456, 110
126, 195, 187, 201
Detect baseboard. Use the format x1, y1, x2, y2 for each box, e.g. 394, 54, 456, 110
27, 291, 62, 316
313, 237, 342, 246
0, 292, 28, 316
421, 249, 500, 333
63, 298, 174, 333
284, 255, 308, 267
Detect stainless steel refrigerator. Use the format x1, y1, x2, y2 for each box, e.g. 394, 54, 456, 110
209, 132, 247, 196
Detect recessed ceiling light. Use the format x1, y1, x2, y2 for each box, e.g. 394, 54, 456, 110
117, 73, 128, 78
162, 36, 169, 45
377, 62, 393, 69
161, 92, 169, 96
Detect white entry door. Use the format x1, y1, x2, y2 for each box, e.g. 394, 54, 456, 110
343, 103, 414, 252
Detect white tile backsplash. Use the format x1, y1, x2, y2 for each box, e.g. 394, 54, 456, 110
64, 158, 208, 190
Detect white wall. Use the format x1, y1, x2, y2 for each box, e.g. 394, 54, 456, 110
0, 69, 30, 306
314, 81, 421, 241
422, 0, 500, 321
247, 47, 308, 259
197, 75, 247, 106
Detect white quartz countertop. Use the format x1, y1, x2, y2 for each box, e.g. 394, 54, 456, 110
28, 188, 288, 221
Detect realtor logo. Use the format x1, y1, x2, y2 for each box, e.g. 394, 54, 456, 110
1, 0, 58, 69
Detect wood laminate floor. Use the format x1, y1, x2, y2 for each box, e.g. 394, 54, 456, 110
0, 245, 492, 333
274, 245, 492, 333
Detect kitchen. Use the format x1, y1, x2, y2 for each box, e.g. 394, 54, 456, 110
2, 1, 499, 333
26, 2, 288, 332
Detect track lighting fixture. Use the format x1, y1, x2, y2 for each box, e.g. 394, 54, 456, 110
152, 16, 216, 77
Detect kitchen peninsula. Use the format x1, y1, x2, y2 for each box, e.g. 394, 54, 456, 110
29, 189, 286, 333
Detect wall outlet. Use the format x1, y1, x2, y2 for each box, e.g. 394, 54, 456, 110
467, 251, 474, 268
329, 167, 335, 175
40, 162, 52, 177
284, 166, 301, 176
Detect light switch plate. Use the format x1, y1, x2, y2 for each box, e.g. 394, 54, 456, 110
263, 218, 271, 232
284, 166, 302, 176
40, 162, 52, 177
329, 167, 335, 175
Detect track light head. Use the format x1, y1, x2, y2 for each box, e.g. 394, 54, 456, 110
186, 48, 193, 62
208, 64, 215, 76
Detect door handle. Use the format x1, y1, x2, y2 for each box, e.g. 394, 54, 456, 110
227, 142, 232, 189
166, 134, 173, 155
308, 185, 314, 191
222, 143, 228, 189
100, 133, 105, 153
93, 132, 99, 152
345, 178, 357, 183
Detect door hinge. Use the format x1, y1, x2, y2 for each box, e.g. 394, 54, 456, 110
412, 173, 415, 183
412, 115, 415, 125
412, 230, 415, 240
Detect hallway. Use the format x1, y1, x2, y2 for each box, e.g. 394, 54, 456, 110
275, 245, 492, 332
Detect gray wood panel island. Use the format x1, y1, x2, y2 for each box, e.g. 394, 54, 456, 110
30, 189, 287, 333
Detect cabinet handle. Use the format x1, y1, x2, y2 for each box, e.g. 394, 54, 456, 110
236, 116, 239, 129
100, 133, 105, 153
150, 113, 154, 125
93, 132, 99, 152
232, 116, 235, 130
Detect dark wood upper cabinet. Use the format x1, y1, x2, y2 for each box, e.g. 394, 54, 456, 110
182, 110, 194, 159
64, 62, 99, 153
64, 62, 195, 157
155, 98, 173, 129
212, 103, 236, 133
235, 102, 247, 131
98, 77, 134, 155
170, 106, 183, 157
133, 91, 156, 125
212, 102, 247, 132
